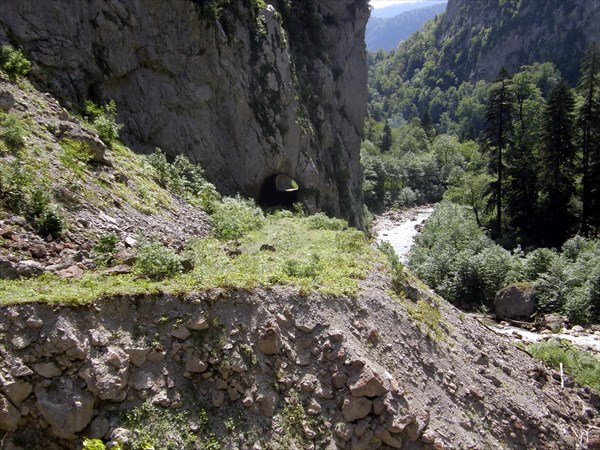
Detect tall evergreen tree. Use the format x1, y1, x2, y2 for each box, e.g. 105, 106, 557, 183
577, 42, 600, 235
537, 79, 577, 247
380, 120, 393, 153
480, 68, 515, 237
505, 71, 543, 244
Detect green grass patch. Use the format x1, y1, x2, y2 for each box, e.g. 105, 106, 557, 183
528, 341, 600, 394
0, 215, 377, 306
406, 299, 445, 341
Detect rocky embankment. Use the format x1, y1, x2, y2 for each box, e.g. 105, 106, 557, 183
1, 270, 599, 449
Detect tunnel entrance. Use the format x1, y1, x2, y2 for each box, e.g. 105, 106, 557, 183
258, 174, 299, 210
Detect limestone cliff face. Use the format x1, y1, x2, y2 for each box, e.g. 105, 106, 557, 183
0, 0, 368, 227
439, 0, 600, 83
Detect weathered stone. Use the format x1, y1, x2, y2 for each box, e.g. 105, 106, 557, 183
0, 379, 32, 405
125, 347, 151, 367
185, 350, 207, 373
80, 347, 129, 401
347, 366, 389, 398
0, 393, 20, 431
230, 351, 247, 373
350, 430, 378, 450
55, 265, 84, 279
495, 283, 536, 321
387, 413, 415, 434
256, 387, 278, 418
39, 316, 89, 360
11, 335, 31, 350
16, 260, 44, 278
332, 371, 348, 389
171, 325, 191, 340
588, 428, 600, 449
375, 427, 403, 448
307, 398, 322, 415
343, 397, 372, 422
35, 378, 95, 439
89, 416, 110, 440
132, 371, 156, 391
186, 315, 209, 331
336, 423, 354, 442
0, 91, 14, 113
257, 325, 282, 355
32, 362, 62, 378
212, 390, 225, 408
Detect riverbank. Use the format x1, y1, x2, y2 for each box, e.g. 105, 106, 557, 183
373, 206, 434, 262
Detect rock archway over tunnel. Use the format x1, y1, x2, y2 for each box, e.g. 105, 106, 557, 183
258, 174, 299, 210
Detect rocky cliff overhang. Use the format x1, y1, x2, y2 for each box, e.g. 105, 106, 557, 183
0, 0, 369, 227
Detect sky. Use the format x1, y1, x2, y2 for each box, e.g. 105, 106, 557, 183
370, 0, 426, 9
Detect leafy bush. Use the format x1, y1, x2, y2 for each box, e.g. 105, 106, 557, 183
146, 149, 221, 212
0, 46, 31, 79
378, 240, 404, 293
82, 438, 107, 450
59, 139, 93, 176
28, 188, 64, 237
84, 100, 123, 146
0, 159, 31, 212
0, 162, 64, 237
305, 213, 347, 230
93, 233, 119, 267
0, 113, 26, 151
284, 254, 322, 278
529, 341, 600, 394
134, 241, 183, 280
211, 196, 264, 240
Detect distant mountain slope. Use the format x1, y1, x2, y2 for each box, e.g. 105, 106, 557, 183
436, 0, 600, 84
367, 3, 447, 52
370, 1, 447, 19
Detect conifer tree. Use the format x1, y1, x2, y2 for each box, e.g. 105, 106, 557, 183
537, 79, 577, 247
380, 120, 392, 153
480, 68, 515, 237
577, 42, 600, 235
505, 71, 543, 243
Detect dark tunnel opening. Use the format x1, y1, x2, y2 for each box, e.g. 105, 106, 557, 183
258, 174, 299, 210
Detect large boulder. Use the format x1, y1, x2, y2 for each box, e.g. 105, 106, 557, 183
495, 283, 536, 321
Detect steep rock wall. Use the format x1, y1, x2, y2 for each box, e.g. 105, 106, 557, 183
0, 0, 368, 227
439, 0, 600, 84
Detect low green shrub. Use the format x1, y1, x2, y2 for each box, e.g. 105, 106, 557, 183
82, 100, 122, 146
284, 254, 322, 278
146, 149, 221, 212
211, 196, 264, 240
0, 46, 31, 80
82, 438, 108, 450
93, 233, 119, 267
134, 241, 182, 280
305, 213, 347, 230
377, 240, 404, 293
529, 341, 600, 394
0, 162, 64, 237
59, 139, 93, 176
122, 402, 204, 450
0, 113, 26, 152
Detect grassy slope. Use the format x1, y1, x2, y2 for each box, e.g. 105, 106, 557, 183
0, 74, 380, 306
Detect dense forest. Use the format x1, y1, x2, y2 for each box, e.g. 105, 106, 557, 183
363, 5, 600, 322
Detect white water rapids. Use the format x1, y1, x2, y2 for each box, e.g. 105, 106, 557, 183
376, 207, 434, 262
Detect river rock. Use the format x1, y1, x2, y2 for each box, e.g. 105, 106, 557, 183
495, 283, 536, 321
